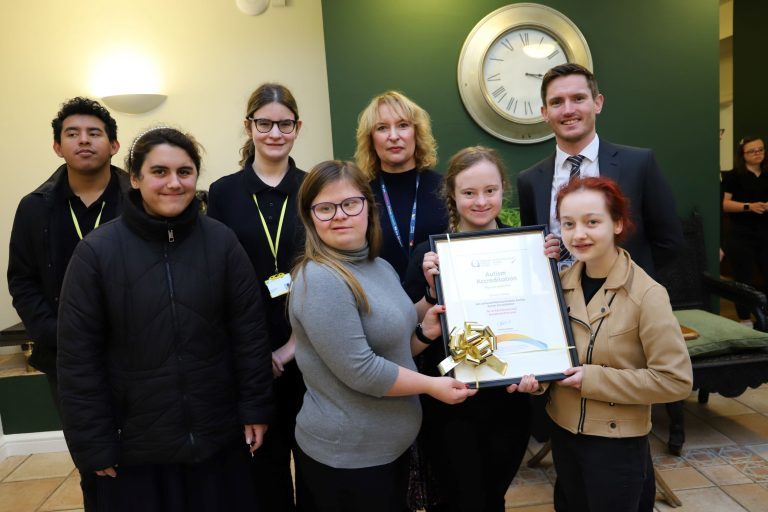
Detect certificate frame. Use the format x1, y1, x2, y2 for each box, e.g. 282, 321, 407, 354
430, 225, 577, 388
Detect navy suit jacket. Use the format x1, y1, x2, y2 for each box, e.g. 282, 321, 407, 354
516, 139, 683, 276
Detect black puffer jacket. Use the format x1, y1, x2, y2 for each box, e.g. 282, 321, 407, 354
57, 190, 274, 472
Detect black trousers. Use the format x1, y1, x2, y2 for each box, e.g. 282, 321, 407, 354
47, 374, 98, 512
251, 362, 306, 511
550, 424, 655, 512
726, 227, 768, 319
93, 441, 256, 512
295, 445, 409, 512
422, 391, 531, 512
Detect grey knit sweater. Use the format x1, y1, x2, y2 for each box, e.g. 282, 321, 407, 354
289, 248, 421, 468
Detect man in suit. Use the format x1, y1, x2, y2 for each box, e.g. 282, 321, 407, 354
517, 63, 682, 275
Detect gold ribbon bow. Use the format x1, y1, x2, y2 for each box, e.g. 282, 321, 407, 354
437, 322, 508, 377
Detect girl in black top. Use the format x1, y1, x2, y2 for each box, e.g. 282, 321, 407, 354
207, 84, 306, 512
722, 136, 768, 322
355, 91, 448, 282
403, 146, 530, 512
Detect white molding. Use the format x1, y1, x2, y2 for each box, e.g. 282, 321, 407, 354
0, 431, 66, 460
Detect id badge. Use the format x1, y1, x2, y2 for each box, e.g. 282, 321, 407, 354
265, 273, 292, 298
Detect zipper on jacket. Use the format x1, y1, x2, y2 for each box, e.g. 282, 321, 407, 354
573, 292, 616, 433
168, 228, 175, 243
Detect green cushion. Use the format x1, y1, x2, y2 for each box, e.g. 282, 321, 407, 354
674, 309, 768, 357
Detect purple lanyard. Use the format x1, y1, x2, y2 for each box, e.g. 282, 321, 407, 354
380, 172, 420, 254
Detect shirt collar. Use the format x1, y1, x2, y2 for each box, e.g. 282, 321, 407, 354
554, 134, 600, 173
244, 157, 299, 195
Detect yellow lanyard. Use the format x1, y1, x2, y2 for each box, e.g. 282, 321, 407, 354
252, 194, 288, 274
69, 200, 106, 240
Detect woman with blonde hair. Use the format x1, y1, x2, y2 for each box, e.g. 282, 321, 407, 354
355, 91, 448, 282
289, 160, 475, 511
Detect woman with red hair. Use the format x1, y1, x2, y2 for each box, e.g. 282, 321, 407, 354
513, 177, 692, 512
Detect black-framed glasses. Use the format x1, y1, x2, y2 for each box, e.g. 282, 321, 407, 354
311, 197, 366, 221
745, 148, 766, 155
247, 117, 297, 134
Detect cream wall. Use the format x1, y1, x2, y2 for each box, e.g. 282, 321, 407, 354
0, 0, 333, 330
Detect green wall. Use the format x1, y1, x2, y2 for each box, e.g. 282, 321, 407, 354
733, 2, 768, 144
0, 374, 60, 434
322, 0, 720, 268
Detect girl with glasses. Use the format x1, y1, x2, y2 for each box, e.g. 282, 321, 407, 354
722, 137, 768, 325
207, 83, 306, 511
289, 160, 476, 511
403, 146, 531, 511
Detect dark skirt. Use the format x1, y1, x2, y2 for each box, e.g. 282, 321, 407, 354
94, 441, 257, 512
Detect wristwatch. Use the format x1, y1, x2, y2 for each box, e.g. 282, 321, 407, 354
415, 323, 441, 345
744, 203, 751, 211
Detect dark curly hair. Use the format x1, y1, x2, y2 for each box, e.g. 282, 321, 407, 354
51, 97, 118, 143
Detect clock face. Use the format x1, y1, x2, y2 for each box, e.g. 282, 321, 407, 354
457, 3, 592, 143
482, 28, 568, 123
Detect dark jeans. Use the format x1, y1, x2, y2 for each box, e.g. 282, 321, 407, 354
551, 424, 654, 512
295, 445, 409, 512
47, 374, 98, 512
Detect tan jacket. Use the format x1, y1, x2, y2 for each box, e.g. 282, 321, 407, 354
546, 249, 693, 438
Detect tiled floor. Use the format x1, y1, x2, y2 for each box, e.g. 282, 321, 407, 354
5, 387, 768, 511
505, 387, 768, 511
3, 302, 768, 511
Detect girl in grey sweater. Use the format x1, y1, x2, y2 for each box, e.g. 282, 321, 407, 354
289, 160, 476, 511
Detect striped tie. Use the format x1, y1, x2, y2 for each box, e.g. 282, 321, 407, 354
567, 154, 585, 180
560, 154, 585, 263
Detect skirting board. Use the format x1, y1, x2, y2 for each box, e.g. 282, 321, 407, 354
0, 430, 66, 460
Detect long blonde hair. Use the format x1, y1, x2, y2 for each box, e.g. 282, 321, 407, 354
354, 91, 437, 181
292, 160, 382, 313
441, 146, 509, 232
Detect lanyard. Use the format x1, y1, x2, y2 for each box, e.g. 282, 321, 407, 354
379, 172, 420, 255
69, 200, 106, 240
253, 194, 288, 274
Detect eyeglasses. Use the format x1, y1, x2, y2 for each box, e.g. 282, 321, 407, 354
247, 118, 297, 134
745, 148, 765, 155
311, 197, 366, 221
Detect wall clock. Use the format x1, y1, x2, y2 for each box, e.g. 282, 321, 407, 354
457, 3, 593, 144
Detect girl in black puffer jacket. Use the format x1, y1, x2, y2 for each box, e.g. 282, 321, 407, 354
57, 127, 274, 512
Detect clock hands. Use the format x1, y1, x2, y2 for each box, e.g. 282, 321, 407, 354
525, 72, 544, 79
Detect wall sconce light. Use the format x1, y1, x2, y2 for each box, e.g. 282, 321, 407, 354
90, 49, 166, 115
236, 0, 269, 15
101, 94, 167, 115
236, 0, 285, 15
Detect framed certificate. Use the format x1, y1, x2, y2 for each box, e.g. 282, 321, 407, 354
430, 226, 577, 388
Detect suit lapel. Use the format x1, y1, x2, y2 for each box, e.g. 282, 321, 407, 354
598, 139, 621, 182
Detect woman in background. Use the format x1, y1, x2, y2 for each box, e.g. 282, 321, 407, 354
58, 127, 273, 512
404, 146, 530, 511
355, 91, 448, 282
721, 136, 768, 325
207, 83, 306, 511
289, 160, 475, 511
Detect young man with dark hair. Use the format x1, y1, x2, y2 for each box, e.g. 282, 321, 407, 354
7, 96, 130, 511
517, 63, 682, 275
